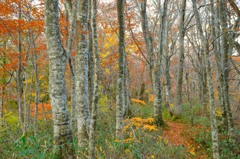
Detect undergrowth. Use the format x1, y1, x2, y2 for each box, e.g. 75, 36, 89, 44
0, 97, 239, 158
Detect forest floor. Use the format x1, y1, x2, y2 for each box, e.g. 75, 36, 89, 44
163, 120, 208, 159
0, 102, 239, 158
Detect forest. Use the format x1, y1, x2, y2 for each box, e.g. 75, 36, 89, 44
0, 0, 239, 158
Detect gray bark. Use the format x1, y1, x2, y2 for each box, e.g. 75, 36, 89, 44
192, 0, 220, 158
163, 19, 173, 116
23, 69, 29, 132
153, 0, 168, 126
88, 0, 94, 114
89, 1, 99, 158
17, 1, 24, 129
64, 0, 78, 134
70, 62, 77, 132
124, 66, 131, 118
33, 39, 39, 136
175, 0, 186, 116
116, 0, 126, 139
44, 0, 73, 157
218, 0, 235, 140
210, 0, 228, 130
77, 0, 90, 147
140, 0, 155, 89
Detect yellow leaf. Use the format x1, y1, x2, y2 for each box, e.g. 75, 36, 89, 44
131, 98, 146, 105
216, 108, 222, 117
125, 149, 130, 153
189, 148, 196, 155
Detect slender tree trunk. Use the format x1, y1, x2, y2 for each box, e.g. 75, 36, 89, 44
23, 69, 29, 132
17, 0, 24, 129
70, 59, 77, 132
210, 0, 228, 130
175, 0, 186, 116
44, 0, 73, 157
33, 39, 40, 136
65, 0, 78, 134
0, 48, 7, 126
202, 71, 208, 115
164, 20, 173, 116
124, 65, 131, 118
88, 0, 94, 113
192, 0, 220, 158
28, 69, 34, 126
77, 0, 90, 148
185, 72, 194, 126
0, 87, 3, 126
89, 1, 99, 158
116, 0, 126, 139
218, 0, 235, 140
140, 0, 155, 100
153, 0, 168, 126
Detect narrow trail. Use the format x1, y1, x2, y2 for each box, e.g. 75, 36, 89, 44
163, 121, 191, 146
162, 121, 207, 159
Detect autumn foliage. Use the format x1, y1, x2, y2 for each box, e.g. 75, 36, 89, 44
30, 103, 52, 119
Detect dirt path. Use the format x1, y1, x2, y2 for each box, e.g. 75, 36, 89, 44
163, 121, 191, 146
162, 121, 207, 158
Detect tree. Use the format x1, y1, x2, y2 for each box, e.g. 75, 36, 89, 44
192, 0, 220, 158
218, 0, 235, 141
17, 0, 24, 130
174, 0, 186, 116
76, 0, 90, 147
116, 0, 126, 139
89, 0, 100, 157
152, 0, 169, 126
140, 0, 155, 93
44, 0, 73, 157
64, 0, 78, 134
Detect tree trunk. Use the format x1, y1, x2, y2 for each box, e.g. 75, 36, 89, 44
218, 0, 235, 141
192, 0, 220, 158
17, 0, 24, 130
70, 62, 77, 132
65, 0, 78, 134
44, 0, 73, 157
210, 0, 228, 130
140, 0, 155, 100
175, 0, 186, 116
89, 1, 99, 158
33, 41, 40, 136
163, 19, 173, 116
124, 66, 131, 118
153, 0, 168, 126
23, 69, 29, 132
88, 0, 94, 114
116, 0, 126, 139
77, 0, 90, 148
